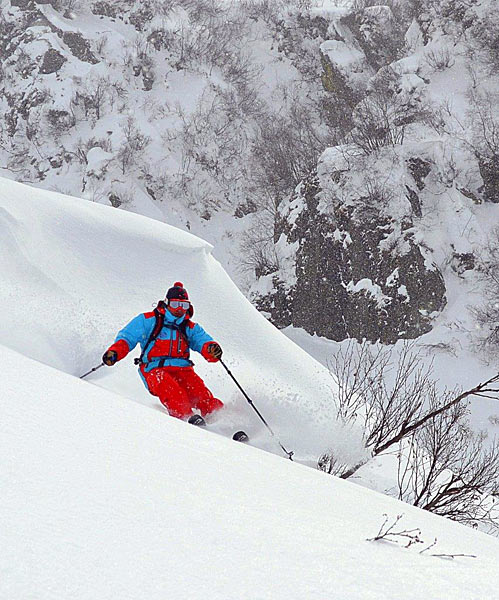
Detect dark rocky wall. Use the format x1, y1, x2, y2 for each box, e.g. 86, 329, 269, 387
255, 172, 446, 344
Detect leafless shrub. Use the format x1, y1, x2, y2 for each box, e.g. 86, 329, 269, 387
92, 1, 119, 18
467, 86, 499, 160
424, 48, 455, 71
64, 136, 111, 170
354, 175, 396, 221
238, 210, 280, 277
238, 0, 283, 23
170, 85, 258, 203
318, 452, 362, 479
46, 109, 76, 135
61, 140, 89, 166
349, 82, 406, 154
329, 341, 438, 453
51, 0, 82, 18
329, 340, 390, 428
430, 85, 498, 166
425, 86, 498, 204
95, 35, 108, 55
367, 514, 424, 547
108, 80, 128, 110
368, 514, 477, 558
117, 116, 150, 174
71, 76, 111, 122
251, 96, 329, 207
173, 2, 250, 74
85, 136, 112, 153
469, 7, 499, 73
238, 92, 330, 275
222, 48, 262, 87
396, 406, 499, 531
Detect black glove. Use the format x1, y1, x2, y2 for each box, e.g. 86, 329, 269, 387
208, 342, 223, 360
102, 349, 118, 366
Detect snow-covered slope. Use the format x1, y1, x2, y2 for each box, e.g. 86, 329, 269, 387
0, 176, 363, 465
2, 343, 498, 600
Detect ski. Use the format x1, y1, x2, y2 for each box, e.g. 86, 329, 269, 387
232, 430, 249, 443
188, 415, 249, 443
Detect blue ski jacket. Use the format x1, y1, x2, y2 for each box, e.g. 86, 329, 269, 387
109, 304, 217, 372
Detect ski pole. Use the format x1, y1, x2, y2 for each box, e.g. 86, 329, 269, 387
219, 358, 294, 460
80, 362, 105, 379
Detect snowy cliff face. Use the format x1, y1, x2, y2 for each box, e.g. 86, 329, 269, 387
0, 0, 328, 224
0, 0, 498, 348
252, 0, 499, 344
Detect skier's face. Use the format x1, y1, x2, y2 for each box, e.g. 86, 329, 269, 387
168, 299, 190, 317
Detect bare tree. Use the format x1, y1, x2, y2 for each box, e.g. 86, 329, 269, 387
348, 71, 408, 154
471, 227, 499, 358
327, 340, 499, 528
396, 404, 499, 531
117, 116, 150, 175
329, 340, 499, 457
71, 76, 110, 122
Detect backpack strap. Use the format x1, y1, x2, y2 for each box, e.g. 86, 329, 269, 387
134, 302, 166, 365
161, 320, 190, 353
173, 319, 190, 342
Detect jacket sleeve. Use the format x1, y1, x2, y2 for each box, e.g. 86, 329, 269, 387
187, 323, 219, 362
107, 314, 150, 361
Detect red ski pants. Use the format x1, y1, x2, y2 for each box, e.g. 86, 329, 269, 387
141, 366, 223, 419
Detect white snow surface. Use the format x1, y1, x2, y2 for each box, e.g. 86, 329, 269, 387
2, 343, 498, 600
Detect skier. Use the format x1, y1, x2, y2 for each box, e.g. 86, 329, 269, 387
102, 282, 224, 420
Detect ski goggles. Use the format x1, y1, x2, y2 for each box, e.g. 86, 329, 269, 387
169, 299, 190, 310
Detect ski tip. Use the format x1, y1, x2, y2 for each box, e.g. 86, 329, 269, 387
232, 430, 249, 443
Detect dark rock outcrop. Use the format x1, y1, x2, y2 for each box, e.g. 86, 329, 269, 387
39, 48, 66, 74
478, 153, 499, 203
254, 170, 446, 344
61, 32, 99, 64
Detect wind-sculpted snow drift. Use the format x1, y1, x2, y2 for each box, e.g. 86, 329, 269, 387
0, 176, 364, 465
